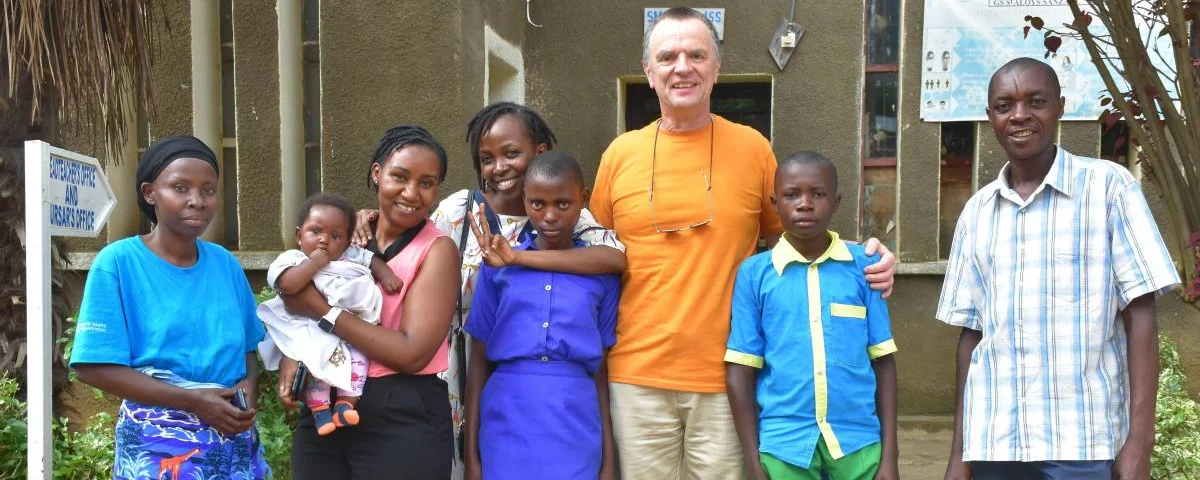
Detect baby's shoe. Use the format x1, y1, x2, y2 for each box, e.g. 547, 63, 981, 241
333, 400, 360, 427
312, 405, 337, 436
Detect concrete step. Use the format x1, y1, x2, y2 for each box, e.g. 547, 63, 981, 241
898, 415, 954, 478
899, 414, 955, 432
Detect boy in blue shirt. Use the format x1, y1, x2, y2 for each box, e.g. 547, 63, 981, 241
726, 151, 898, 480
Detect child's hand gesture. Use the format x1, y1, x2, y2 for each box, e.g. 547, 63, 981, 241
481, 234, 519, 267
466, 205, 520, 268
308, 247, 332, 266
377, 270, 404, 294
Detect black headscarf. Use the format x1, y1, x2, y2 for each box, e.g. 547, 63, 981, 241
136, 136, 219, 223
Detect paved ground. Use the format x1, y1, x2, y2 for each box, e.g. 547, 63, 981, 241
898, 416, 954, 479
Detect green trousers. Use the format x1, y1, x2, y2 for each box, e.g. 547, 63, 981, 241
760, 439, 881, 480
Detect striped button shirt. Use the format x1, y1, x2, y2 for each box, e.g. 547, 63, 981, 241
936, 146, 1180, 462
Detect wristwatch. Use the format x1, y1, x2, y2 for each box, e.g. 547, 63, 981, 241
318, 307, 343, 334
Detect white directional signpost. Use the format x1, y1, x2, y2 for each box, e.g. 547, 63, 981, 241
24, 140, 116, 480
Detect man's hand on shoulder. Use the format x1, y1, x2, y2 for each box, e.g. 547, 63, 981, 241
860, 237, 896, 298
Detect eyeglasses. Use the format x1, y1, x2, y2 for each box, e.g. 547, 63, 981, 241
648, 116, 715, 233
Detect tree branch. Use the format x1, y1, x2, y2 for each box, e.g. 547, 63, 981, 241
1069, 0, 1198, 286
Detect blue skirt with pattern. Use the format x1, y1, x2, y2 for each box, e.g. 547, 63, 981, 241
113, 400, 271, 480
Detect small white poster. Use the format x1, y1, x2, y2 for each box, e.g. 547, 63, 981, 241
644, 8, 725, 40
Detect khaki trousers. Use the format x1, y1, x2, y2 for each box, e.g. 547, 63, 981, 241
609, 382, 745, 480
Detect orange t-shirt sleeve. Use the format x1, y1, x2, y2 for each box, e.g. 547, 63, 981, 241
590, 148, 616, 229
759, 148, 784, 236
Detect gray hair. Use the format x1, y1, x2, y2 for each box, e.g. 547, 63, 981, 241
642, 7, 722, 63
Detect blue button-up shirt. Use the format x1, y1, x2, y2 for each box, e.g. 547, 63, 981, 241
726, 232, 896, 469
466, 236, 621, 373
936, 146, 1180, 462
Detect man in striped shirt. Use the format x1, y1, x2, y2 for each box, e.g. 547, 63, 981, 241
937, 58, 1181, 480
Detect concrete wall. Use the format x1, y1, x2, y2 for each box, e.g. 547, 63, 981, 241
317, 0, 529, 210
54, 0, 1199, 414
231, 0, 284, 250
524, 0, 868, 236
318, 2, 469, 210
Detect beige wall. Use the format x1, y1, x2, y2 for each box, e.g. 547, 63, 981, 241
525, 0, 869, 236
57, 0, 1199, 413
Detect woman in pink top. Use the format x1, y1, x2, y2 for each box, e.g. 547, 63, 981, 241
276, 125, 460, 479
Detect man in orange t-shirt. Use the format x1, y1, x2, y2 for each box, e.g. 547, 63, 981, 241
589, 8, 897, 480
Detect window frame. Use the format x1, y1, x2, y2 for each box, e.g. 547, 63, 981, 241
619, 74, 774, 139
858, 0, 901, 244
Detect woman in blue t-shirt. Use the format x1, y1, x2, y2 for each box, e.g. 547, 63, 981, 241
70, 136, 270, 480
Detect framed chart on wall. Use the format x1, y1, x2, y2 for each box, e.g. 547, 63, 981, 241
918, 0, 1156, 122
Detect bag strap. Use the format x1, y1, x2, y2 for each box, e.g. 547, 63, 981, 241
452, 191, 475, 456
455, 191, 475, 323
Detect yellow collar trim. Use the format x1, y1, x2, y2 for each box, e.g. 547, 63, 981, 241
771, 231, 852, 275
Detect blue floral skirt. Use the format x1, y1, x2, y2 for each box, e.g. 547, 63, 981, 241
113, 400, 271, 480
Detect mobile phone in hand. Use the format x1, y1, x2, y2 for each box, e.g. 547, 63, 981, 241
290, 362, 309, 401
232, 387, 248, 411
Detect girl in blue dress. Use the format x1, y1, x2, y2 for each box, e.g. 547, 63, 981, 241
463, 151, 621, 480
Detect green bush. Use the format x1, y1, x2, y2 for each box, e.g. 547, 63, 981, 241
255, 369, 297, 479
1152, 336, 1200, 479
0, 376, 115, 479
0, 287, 297, 478
255, 284, 297, 479
0, 375, 30, 478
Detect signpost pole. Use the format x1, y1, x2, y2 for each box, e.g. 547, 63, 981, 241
24, 140, 52, 480
23, 140, 115, 480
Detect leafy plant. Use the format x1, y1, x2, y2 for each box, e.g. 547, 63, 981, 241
255, 368, 295, 479
56, 315, 104, 400
53, 413, 115, 480
0, 287, 298, 478
0, 376, 29, 478
254, 286, 296, 479
1152, 336, 1200, 479
0, 375, 115, 479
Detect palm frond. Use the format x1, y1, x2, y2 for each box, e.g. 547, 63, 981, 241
2, 0, 160, 165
